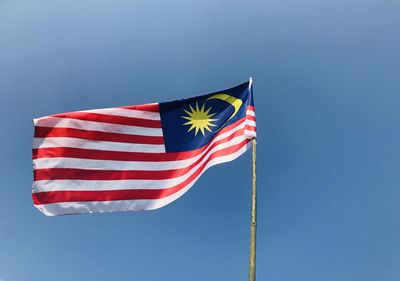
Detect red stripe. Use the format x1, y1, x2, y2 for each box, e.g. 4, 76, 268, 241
33, 117, 248, 161
34, 127, 164, 145
246, 115, 256, 122
245, 126, 256, 132
32, 139, 250, 205
34, 132, 247, 181
50, 112, 161, 128
120, 104, 159, 112
248, 105, 255, 111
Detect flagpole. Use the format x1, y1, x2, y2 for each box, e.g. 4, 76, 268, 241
248, 138, 257, 281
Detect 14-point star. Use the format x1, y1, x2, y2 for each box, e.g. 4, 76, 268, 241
182, 102, 218, 136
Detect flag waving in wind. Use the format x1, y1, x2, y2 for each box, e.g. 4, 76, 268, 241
32, 79, 256, 216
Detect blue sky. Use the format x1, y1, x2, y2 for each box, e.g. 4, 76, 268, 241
1, 0, 399, 280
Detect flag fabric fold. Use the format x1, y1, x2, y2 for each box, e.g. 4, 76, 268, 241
32, 80, 256, 216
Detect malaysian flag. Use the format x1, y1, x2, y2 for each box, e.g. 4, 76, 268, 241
32, 80, 256, 216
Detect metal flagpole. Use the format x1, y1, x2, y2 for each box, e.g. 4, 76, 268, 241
248, 138, 257, 281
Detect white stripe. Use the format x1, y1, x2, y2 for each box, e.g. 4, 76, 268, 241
245, 120, 256, 127
34, 142, 252, 216
246, 110, 255, 117
79, 107, 160, 120
33, 117, 163, 136
33, 137, 166, 153
33, 135, 249, 192
244, 130, 256, 139
33, 134, 246, 170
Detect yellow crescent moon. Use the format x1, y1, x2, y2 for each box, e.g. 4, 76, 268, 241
206, 93, 243, 121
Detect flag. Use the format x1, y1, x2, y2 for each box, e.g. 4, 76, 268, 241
32, 79, 256, 216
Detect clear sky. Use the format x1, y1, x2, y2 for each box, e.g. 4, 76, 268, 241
0, 0, 399, 280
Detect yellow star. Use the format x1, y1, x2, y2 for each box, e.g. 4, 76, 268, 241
182, 102, 218, 136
